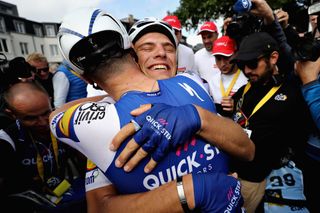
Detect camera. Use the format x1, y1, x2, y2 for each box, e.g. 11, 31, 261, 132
286, 0, 320, 61
0, 53, 35, 93
226, 11, 263, 46
292, 33, 320, 61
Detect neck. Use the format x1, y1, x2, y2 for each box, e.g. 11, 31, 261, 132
29, 129, 51, 142
99, 67, 158, 101
227, 64, 237, 75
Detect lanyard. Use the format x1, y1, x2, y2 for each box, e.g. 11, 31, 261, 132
29, 131, 60, 182
241, 82, 282, 127
220, 69, 241, 97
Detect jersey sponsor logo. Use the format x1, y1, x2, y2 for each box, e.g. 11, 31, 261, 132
274, 93, 287, 101
85, 168, 100, 185
143, 144, 221, 190
225, 181, 242, 213
145, 115, 171, 141
74, 102, 106, 125
22, 154, 54, 166
178, 82, 204, 101
146, 91, 161, 97
176, 137, 196, 156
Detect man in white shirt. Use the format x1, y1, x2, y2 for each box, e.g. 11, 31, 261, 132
163, 15, 196, 73
210, 35, 248, 116
194, 21, 220, 82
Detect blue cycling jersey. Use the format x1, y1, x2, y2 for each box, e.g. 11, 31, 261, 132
51, 72, 229, 194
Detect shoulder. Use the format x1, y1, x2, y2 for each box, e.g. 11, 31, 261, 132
0, 129, 16, 150
175, 72, 209, 92
179, 44, 194, 54
195, 48, 205, 57
50, 100, 119, 142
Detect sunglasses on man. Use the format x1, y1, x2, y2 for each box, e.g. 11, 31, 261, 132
236, 55, 266, 71
35, 67, 49, 74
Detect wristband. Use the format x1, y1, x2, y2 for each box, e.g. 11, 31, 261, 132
176, 176, 191, 213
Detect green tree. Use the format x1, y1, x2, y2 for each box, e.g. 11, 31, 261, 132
173, 0, 294, 30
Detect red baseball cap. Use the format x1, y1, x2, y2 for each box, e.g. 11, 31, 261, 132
198, 21, 218, 35
162, 15, 182, 31
212, 36, 236, 57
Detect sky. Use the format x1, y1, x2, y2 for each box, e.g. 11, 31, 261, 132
2, 0, 218, 45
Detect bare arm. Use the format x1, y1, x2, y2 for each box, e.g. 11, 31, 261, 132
195, 105, 254, 161
112, 104, 254, 173
87, 175, 194, 213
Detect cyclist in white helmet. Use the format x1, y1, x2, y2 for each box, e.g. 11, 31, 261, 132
50, 8, 253, 212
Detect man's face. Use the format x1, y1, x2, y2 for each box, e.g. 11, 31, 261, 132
215, 55, 236, 75
174, 30, 182, 43
310, 15, 318, 31
134, 32, 177, 80
28, 60, 50, 80
200, 31, 218, 52
11, 92, 52, 135
239, 55, 273, 84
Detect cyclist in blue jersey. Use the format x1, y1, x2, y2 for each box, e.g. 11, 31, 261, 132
50, 8, 254, 212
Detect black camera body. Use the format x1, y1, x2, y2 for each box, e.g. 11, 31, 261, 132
293, 33, 320, 61
226, 13, 263, 47
0, 53, 35, 93
289, 0, 320, 61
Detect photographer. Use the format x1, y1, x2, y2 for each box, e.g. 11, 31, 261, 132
295, 23, 320, 213
224, 0, 313, 212
274, 2, 320, 212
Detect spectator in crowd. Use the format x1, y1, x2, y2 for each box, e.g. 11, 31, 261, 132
51, 8, 254, 212
0, 81, 86, 212
210, 35, 248, 116
52, 60, 87, 108
194, 21, 220, 88
0, 56, 35, 129
163, 15, 196, 73
275, 7, 320, 212
26, 53, 54, 107
295, 57, 320, 213
230, 31, 310, 213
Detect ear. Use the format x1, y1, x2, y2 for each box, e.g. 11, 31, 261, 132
269, 51, 279, 65
4, 108, 16, 120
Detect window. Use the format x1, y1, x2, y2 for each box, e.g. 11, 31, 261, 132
33, 25, 43, 37
41, 45, 44, 54
20, 42, 28, 55
0, 38, 8, 53
45, 25, 55, 37
49, 44, 59, 56
14, 20, 26, 33
0, 17, 6, 32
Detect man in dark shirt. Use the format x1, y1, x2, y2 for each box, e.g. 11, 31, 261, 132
0, 81, 86, 212
27, 53, 54, 107
230, 32, 310, 212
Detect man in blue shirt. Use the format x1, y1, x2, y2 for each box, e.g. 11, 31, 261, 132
50, 8, 253, 212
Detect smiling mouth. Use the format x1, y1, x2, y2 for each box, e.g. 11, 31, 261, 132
150, 64, 169, 71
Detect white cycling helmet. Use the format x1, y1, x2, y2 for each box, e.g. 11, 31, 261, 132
58, 8, 131, 75
129, 17, 178, 48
